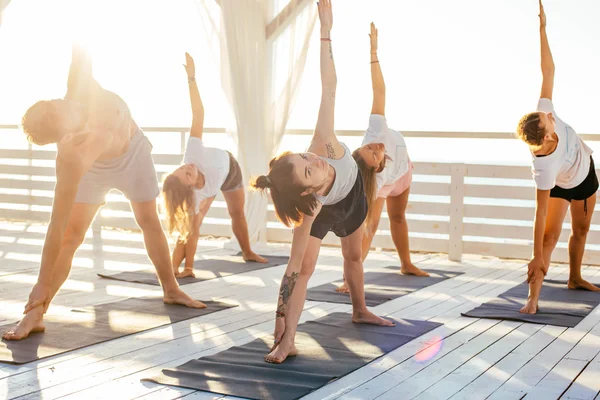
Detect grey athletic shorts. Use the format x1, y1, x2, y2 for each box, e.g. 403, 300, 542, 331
75, 128, 160, 204
221, 151, 244, 192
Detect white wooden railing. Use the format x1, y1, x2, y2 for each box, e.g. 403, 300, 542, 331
2, 124, 600, 265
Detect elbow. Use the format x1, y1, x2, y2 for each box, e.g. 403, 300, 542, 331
541, 65, 555, 76
373, 86, 385, 97
323, 80, 337, 95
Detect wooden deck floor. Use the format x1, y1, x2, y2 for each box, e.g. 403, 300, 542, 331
1, 220, 599, 400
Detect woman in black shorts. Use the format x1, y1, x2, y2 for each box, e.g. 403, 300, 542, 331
162, 53, 267, 279
252, 0, 394, 365
515, 0, 599, 315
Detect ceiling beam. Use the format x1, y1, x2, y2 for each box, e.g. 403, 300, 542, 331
265, 0, 310, 41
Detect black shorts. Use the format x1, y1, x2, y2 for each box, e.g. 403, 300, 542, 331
309, 170, 368, 240
550, 156, 598, 202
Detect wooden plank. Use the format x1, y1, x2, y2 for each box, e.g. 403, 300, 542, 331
463, 241, 600, 266
463, 222, 600, 244
0, 164, 55, 176
466, 163, 532, 180
464, 203, 534, 222
450, 325, 567, 400
562, 352, 600, 400
418, 322, 544, 399
489, 315, 600, 398
412, 162, 452, 176
465, 203, 600, 225
0, 178, 55, 191
405, 201, 450, 216
411, 181, 450, 196
523, 358, 590, 400
449, 163, 465, 261
465, 184, 534, 200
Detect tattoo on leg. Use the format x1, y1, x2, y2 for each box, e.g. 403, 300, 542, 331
276, 271, 299, 318
326, 142, 336, 159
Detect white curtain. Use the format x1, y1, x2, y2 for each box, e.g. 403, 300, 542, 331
0, 0, 11, 28
194, 0, 316, 244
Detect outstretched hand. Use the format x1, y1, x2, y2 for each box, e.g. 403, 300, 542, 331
369, 22, 378, 53
527, 257, 547, 285
317, 0, 333, 32
538, 0, 546, 28
184, 52, 196, 79
24, 282, 51, 314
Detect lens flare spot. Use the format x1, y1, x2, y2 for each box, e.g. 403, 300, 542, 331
414, 335, 443, 363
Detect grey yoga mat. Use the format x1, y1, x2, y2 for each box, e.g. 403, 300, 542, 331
306, 267, 464, 306
97, 253, 289, 286
144, 312, 441, 400
0, 298, 235, 364
462, 279, 600, 328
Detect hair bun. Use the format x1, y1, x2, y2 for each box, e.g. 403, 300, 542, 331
253, 175, 271, 190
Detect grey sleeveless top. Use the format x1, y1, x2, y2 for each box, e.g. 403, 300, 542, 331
314, 142, 359, 206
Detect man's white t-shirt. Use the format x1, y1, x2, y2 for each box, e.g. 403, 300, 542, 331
362, 114, 410, 191
183, 137, 230, 214
531, 98, 593, 190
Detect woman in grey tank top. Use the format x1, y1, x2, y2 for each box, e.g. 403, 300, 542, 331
252, 0, 394, 365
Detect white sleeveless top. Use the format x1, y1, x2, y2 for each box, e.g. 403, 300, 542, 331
314, 142, 358, 206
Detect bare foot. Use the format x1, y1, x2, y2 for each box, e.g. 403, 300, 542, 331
163, 289, 207, 309
401, 264, 430, 277
3, 306, 45, 341
264, 341, 298, 364
568, 278, 600, 291
243, 252, 268, 263
335, 281, 350, 293
352, 310, 395, 326
175, 269, 195, 278
519, 298, 539, 314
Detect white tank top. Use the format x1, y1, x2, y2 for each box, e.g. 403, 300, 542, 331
315, 142, 358, 206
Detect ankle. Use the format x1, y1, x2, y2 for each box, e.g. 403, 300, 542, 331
352, 307, 369, 315
164, 287, 183, 296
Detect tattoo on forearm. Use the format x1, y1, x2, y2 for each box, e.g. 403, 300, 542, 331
276, 272, 299, 318
326, 142, 336, 159
328, 42, 333, 59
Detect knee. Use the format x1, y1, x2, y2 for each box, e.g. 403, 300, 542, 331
366, 220, 380, 238
388, 210, 407, 224
62, 225, 87, 249
572, 224, 590, 239
342, 248, 362, 265
228, 208, 245, 221
543, 232, 560, 247
135, 210, 161, 231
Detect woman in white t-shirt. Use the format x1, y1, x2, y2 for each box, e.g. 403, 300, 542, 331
515, 1, 599, 315
251, 1, 394, 365
338, 23, 428, 294
162, 53, 267, 278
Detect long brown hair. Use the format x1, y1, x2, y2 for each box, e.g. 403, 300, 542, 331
251, 152, 318, 227
352, 147, 391, 224
162, 173, 195, 241
516, 112, 545, 150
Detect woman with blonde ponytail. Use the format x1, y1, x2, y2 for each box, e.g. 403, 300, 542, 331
337, 22, 429, 293
162, 53, 266, 279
